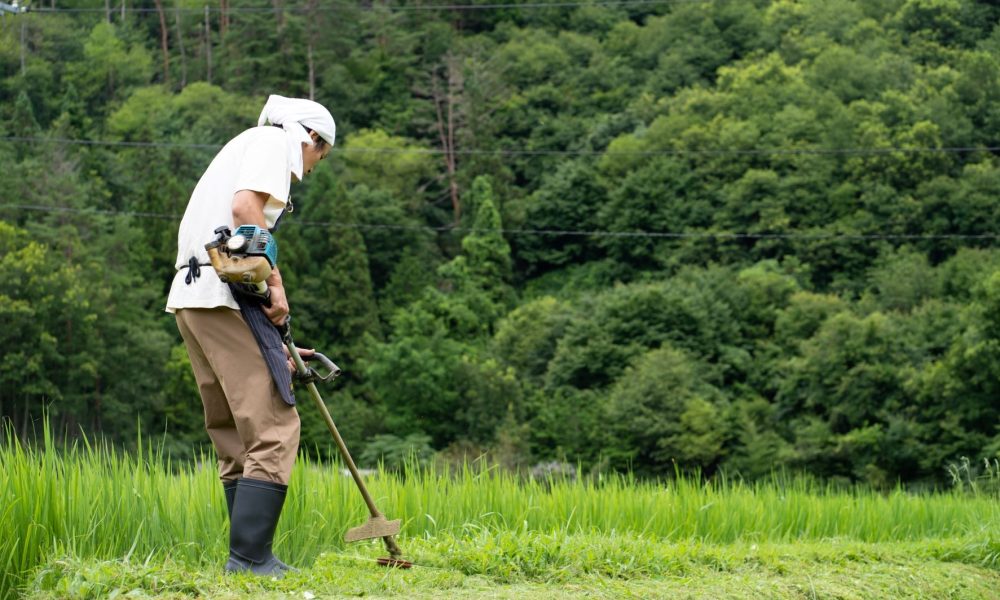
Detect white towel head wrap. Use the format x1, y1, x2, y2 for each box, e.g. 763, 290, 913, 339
257, 94, 336, 180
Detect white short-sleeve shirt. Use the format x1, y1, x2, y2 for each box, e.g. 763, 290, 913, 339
165, 126, 291, 313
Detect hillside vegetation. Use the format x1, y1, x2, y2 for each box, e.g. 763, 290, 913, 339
3, 0, 1000, 486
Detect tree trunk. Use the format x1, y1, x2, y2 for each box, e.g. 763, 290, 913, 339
19, 20, 25, 76
307, 0, 316, 100
219, 0, 229, 40
272, 0, 284, 29
431, 72, 456, 223
204, 5, 213, 84
431, 56, 464, 225
174, 3, 187, 88
153, 0, 171, 86
448, 57, 461, 219
308, 43, 315, 100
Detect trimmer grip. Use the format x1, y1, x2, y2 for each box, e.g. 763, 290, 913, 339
307, 352, 342, 381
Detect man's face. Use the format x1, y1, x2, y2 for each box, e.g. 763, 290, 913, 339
300, 131, 331, 179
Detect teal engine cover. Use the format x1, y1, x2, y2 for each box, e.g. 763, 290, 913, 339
231, 225, 278, 267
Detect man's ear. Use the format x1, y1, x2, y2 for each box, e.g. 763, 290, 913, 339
310, 130, 320, 143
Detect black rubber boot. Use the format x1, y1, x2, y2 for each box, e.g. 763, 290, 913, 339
224, 478, 294, 576
223, 479, 238, 519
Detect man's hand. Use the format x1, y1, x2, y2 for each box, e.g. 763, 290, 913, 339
263, 283, 290, 326
283, 344, 315, 375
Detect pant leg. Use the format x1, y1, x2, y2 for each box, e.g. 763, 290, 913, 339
175, 309, 245, 481
175, 307, 300, 485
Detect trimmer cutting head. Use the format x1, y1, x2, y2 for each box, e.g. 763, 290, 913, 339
376, 556, 414, 569
345, 516, 412, 569
344, 515, 401, 543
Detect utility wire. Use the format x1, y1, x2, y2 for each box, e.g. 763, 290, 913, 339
2, 135, 998, 157
5, 203, 998, 241
22, 0, 706, 15
0, 136, 220, 150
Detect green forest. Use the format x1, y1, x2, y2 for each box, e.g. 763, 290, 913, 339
2, 0, 1000, 488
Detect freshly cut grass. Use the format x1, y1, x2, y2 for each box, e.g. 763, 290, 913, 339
2, 425, 998, 599
25, 537, 1000, 599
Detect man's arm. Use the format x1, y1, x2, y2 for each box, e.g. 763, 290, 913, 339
232, 190, 289, 326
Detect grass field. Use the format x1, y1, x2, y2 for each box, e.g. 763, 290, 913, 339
3, 427, 998, 599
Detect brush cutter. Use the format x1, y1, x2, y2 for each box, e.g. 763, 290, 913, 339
278, 320, 413, 569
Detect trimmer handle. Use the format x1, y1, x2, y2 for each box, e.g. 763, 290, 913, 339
279, 319, 342, 384
305, 352, 342, 382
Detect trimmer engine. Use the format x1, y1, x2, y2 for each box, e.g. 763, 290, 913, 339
205, 225, 278, 297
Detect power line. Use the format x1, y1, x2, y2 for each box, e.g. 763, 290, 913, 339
5, 203, 999, 242
6, 203, 178, 221
0, 136, 219, 150
3, 135, 998, 157
22, 0, 706, 15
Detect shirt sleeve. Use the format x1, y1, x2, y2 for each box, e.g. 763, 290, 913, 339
233, 131, 290, 207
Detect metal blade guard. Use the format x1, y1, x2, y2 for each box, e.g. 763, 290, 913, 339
345, 515, 402, 542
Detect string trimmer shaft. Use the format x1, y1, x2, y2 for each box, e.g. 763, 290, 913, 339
280, 321, 411, 568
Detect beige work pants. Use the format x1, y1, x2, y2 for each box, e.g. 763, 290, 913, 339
175, 307, 300, 485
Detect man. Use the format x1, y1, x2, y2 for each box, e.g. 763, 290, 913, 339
165, 95, 335, 576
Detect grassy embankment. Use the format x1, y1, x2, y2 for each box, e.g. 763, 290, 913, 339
2, 427, 998, 599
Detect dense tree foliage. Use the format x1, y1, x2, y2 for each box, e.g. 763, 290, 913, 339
2, 0, 1000, 486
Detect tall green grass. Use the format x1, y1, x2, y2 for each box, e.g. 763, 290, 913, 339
2, 425, 998, 599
